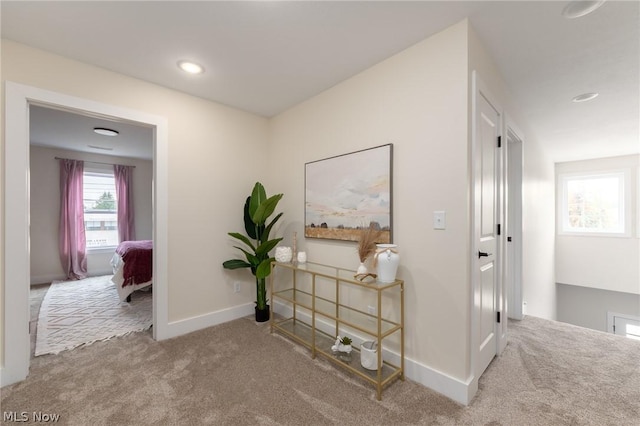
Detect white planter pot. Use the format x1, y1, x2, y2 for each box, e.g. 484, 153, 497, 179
360, 341, 378, 370
374, 244, 399, 283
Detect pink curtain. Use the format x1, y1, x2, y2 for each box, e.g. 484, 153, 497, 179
114, 165, 135, 242
59, 159, 87, 280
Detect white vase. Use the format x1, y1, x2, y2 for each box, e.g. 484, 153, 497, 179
275, 246, 292, 263
356, 262, 368, 275
375, 244, 399, 283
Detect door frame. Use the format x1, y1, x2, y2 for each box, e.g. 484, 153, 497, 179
505, 120, 524, 321
2, 81, 169, 386
470, 71, 506, 388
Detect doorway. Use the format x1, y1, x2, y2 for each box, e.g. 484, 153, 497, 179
2, 82, 169, 386
29, 105, 154, 357
506, 126, 524, 320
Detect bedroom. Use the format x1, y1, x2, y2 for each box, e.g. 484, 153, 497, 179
28, 105, 155, 355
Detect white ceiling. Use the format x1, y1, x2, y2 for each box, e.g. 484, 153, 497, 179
2, 1, 638, 163
29, 105, 154, 160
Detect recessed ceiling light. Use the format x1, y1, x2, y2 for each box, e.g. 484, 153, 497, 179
572, 92, 599, 102
562, 1, 606, 19
177, 60, 205, 74
93, 127, 119, 136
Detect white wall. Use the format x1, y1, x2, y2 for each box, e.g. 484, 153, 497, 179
29, 145, 153, 284
1, 39, 270, 329
555, 155, 640, 295
557, 284, 640, 332
521, 141, 557, 319
270, 20, 473, 387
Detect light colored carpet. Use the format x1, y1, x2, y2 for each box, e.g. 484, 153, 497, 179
4, 314, 639, 425
35, 275, 152, 356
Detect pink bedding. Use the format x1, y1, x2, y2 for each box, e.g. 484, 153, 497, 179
115, 240, 153, 287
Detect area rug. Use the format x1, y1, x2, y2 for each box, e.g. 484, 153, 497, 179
35, 275, 152, 356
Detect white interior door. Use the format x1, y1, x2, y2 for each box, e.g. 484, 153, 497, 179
473, 74, 501, 377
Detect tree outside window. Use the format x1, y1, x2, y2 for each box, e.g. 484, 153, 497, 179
560, 171, 627, 235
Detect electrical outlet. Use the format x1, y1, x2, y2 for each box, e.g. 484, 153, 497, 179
367, 305, 376, 320
234, 282, 241, 293
433, 210, 446, 230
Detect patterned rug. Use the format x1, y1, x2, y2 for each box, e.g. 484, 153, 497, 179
35, 275, 152, 356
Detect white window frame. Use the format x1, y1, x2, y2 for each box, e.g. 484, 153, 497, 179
83, 164, 119, 250
607, 311, 640, 341
557, 169, 631, 237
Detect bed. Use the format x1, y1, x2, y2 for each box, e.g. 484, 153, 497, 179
110, 240, 153, 302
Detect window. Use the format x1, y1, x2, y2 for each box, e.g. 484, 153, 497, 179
558, 170, 629, 235
83, 168, 118, 248
608, 312, 640, 341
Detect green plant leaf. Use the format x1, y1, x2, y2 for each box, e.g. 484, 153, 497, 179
340, 336, 352, 345
243, 196, 257, 239
255, 259, 273, 279
222, 259, 251, 270
228, 232, 256, 251
263, 212, 283, 241
252, 193, 283, 225
255, 238, 283, 258
249, 182, 267, 219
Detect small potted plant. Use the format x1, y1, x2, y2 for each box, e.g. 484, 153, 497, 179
222, 182, 283, 322
331, 335, 353, 353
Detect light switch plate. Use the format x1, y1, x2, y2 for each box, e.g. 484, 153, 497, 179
433, 211, 446, 230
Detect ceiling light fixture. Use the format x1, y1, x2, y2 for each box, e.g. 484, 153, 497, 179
177, 60, 205, 75
562, 1, 606, 19
572, 92, 599, 102
93, 127, 119, 136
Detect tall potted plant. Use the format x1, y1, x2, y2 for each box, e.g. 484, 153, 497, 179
222, 182, 283, 322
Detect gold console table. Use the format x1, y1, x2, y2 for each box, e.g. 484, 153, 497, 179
269, 261, 404, 400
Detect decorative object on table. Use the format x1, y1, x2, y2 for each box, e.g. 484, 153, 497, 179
304, 144, 393, 242
222, 182, 284, 322
355, 224, 382, 278
331, 335, 353, 353
374, 243, 400, 283
275, 246, 293, 263
360, 341, 379, 370
292, 231, 298, 264
296, 251, 307, 264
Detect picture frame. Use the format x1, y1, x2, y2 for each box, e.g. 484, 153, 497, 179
305, 144, 393, 242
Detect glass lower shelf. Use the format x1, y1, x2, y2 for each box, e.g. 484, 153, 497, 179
272, 317, 402, 386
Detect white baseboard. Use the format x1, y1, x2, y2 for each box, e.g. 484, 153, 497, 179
157, 299, 476, 405
272, 300, 474, 405
30, 274, 66, 285
31, 270, 114, 286
1, 365, 28, 388
163, 302, 255, 340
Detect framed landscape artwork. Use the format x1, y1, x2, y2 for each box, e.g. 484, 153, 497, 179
305, 144, 393, 243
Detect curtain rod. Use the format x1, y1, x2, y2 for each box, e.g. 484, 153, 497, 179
54, 157, 135, 168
